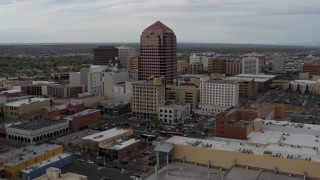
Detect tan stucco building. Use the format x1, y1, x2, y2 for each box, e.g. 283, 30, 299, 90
166, 81, 199, 112
132, 77, 165, 119
4, 98, 50, 121
157, 120, 320, 179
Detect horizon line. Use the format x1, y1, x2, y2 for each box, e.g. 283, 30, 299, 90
0, 42, 319, 47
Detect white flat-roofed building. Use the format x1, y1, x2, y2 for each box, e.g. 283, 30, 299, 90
81, 127, 133, 151
6, 119, 69, 144
105, 138, 142, 160
198, 80, 239, 116
4, 98, 50, 120
109, 138, 140, 150
234, 74, 277, 81
242, 57, 260, 74
159, 104, 191, 124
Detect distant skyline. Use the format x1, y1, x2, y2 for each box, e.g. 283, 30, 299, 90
1, 0, 320, 45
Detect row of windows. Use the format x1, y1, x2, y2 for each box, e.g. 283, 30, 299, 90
6, 106, 18, 110
159, 114, 173, 118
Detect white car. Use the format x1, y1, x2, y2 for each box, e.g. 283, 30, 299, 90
87, 160, 94, 164
96, 156, 102, 160
130, 176, 137, 180
97, 166, 103, 171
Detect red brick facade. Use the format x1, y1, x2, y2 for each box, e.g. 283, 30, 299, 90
63, 110, 101, 131
41, 103, 85, 119
215, 107, 258, 140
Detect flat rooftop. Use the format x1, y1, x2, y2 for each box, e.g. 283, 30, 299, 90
146, 162, 224, 180
109, 138, 140, 150
35, 173, 87, 180
291, 80, 319, 85
7, 119, 66, 131
146, 162, 302, 180
205, 79, 238, 84
48, 85, 82, 88
5, 97, 49, 107
52, 129, 99, 145
43, 104, 67, 111
21, 153, 72, 174
166, 135, 320, 163
63, 109, 100, 121
227, 75, 276, 83
0, 89, 21, 94
82, 127, 132, 142
225, 167, 303, 180
159, 104, 189, 110
263, 120, 320, 132
132, 80, 164, 86
32, 81, 56, 85
5, 144, 62, 167
234, 74, 277, 79
42, 102, 82, 111
178, 74, 209, 78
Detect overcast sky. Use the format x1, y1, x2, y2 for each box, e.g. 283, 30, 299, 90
1, 0, 320, 44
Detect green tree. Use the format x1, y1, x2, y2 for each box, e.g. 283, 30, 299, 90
152, 117, 161, 126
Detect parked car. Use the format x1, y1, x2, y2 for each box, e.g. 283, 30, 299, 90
97, 166, 104, 171
78, 158, 85, 162
87, 160, 94, 164
96, 156, 102, 160
130, 176, 138, 180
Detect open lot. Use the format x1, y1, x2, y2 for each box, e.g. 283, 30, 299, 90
62, 161, 134, 180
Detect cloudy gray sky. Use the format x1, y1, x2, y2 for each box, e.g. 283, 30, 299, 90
1, 0, 320, 44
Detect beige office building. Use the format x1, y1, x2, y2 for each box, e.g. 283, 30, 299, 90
4, 98, 50, 120
166, 81, 199, 112
132, 77, 165, 119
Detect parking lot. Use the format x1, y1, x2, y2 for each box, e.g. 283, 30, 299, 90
95, 113, 214, 140
62, 161, 136, 180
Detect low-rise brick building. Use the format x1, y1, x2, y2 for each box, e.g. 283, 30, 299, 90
61, 109, 101, 131
41, 103, 85, 119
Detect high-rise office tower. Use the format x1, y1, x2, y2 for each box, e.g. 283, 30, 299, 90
271, 53, 284, 72
138, 21, 177, 84
93, 46, 118, 66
